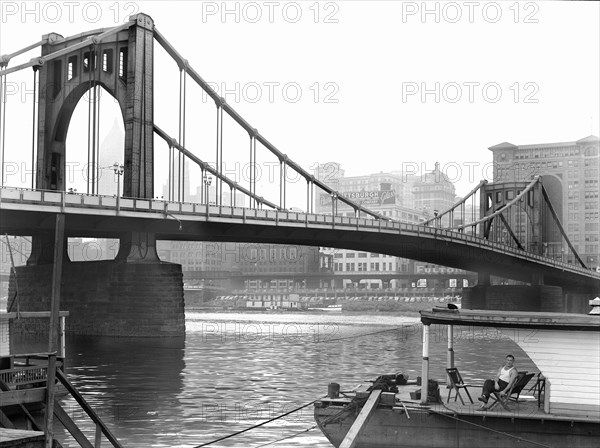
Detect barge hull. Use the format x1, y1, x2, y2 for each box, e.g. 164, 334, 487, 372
315, 406, 600, 448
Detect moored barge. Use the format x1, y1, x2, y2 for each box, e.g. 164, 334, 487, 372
314, 306, 600, 447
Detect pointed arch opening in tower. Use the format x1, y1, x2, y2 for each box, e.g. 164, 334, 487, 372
64, 86, 124, 196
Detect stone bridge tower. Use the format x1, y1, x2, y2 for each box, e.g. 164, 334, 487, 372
10, 14, 184, 338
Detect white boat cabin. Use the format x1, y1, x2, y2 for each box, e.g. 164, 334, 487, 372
420, 308, 600, 420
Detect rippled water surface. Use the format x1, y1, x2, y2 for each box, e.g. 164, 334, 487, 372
49, 311, 537, 447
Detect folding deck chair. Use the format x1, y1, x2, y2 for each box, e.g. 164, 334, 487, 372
446, 367, 474, 405
487, 371, 535, 410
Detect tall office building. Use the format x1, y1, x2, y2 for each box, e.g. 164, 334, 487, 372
488, 135, 599, 270
412, 162, 456, 215
97, 118, 124, 197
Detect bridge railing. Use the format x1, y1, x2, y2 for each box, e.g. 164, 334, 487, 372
1, 186, 598, 279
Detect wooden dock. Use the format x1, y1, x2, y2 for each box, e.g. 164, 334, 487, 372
0, 428, 45, 447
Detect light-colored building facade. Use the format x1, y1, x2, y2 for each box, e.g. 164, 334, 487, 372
314, 163, 461, 289
488, 135, 599, 270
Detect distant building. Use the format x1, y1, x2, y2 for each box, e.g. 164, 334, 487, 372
157, 241, 221, 272
157, 241, 322, 290
97, 117, 124, 197
412, 162, 456, 215
488, 135, 599, 270
314, 166, 418, 216
313, 163, 466, 289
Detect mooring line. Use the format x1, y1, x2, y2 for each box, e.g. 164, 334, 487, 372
435, 401, 553, 448
191, 398, 320, 447
252, 425, 318, 447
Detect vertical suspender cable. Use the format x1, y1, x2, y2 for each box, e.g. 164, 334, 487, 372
0, 73, 6, 186
215, 104, 223, 206
31, 67, 38, 189
168, 144, 173, 201
87, 52, 92, 194
182, 70, 186, 202
306, 179, 309, 213
91, 49, 97, 194
141, 34, 147, 198
249, 135, 254, 208
215, 105, 219, 205
279, 160, 283, 209
253, 135, 257, 208
178, 68, 183, 202
219, 106, 223, 207
95, 48, 101, 195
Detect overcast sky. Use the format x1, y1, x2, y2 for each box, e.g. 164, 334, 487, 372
1, 1, 598, 207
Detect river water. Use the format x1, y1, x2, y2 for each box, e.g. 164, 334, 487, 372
50, 311, 537, 447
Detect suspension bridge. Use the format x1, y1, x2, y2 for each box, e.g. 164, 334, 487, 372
0, 13, 598, 336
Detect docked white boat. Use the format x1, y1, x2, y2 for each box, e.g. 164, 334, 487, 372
314, 306, 600, 447
308, 304, 343, 312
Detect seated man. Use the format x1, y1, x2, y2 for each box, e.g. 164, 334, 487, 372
477, 354, 518, 410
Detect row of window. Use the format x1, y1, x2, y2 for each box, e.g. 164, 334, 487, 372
335, 262, 396, 272
568, 202, 600, 211
64, 48, 128, 81
571, 191, 600, 199
340, 252, 395, 259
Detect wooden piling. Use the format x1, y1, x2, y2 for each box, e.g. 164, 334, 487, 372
44, 213, 65, 448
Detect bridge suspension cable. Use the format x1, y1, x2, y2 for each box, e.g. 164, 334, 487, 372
0, 40, 44, 68
422, 179, 488, 227
152, 28, 387, 221
456, 177, 540, 232
0, 23, 135, 77
154, 124, 280, 210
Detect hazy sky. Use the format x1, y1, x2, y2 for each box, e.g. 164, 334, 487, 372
1, 1, 599, 207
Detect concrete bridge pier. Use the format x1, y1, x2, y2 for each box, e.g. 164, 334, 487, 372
8, 231, 185, 338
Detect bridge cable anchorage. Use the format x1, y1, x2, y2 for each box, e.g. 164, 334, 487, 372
152, 27, 383, 219
190, 398, 322, 448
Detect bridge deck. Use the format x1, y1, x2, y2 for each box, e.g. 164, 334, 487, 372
1, 187, 598, 291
